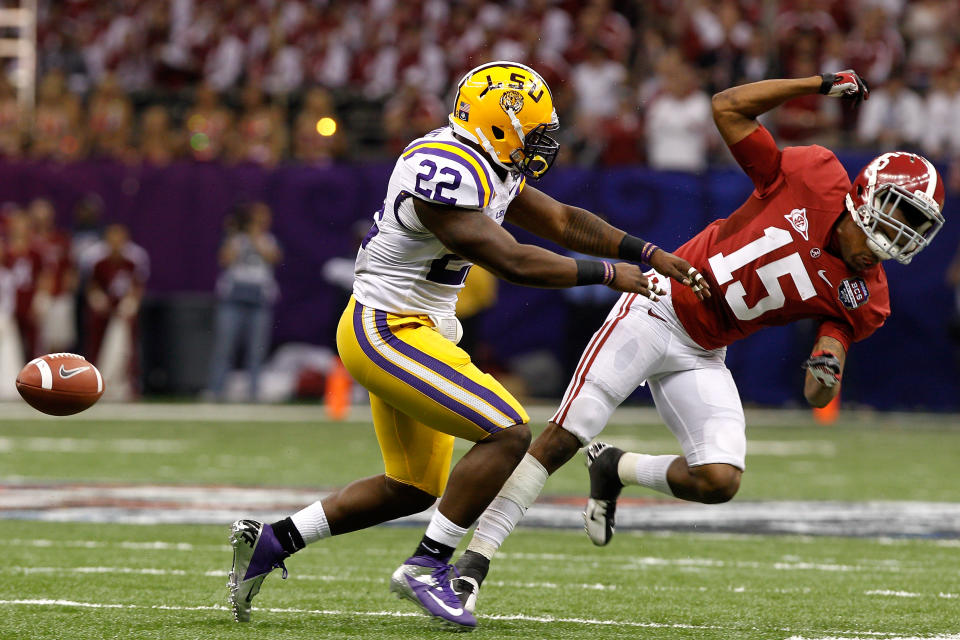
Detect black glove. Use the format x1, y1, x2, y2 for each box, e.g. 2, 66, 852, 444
819, 70, 870, 105
802, 351, 842, 388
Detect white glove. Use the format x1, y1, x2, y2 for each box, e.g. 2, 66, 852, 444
803, 351, 842, 388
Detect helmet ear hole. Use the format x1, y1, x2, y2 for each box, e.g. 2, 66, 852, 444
491, 126, 505, 141
857, 184, 864, 197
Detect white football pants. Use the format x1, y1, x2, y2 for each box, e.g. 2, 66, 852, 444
0, 313, 23, 400
552, 275, 746, 470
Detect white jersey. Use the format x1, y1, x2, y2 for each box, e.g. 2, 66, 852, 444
353, 127, 525, 317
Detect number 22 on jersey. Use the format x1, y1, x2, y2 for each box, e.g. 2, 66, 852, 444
708, 226, 817, 321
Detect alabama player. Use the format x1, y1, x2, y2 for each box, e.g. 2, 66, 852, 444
227, 61, 708, 631
449, 70, 946, 611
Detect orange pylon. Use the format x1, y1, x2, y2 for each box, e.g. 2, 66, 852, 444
813, 393, 840, 425
324, 357, 352, 420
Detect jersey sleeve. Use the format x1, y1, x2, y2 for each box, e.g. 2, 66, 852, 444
815, 271, 891, 351
400, 141, 494, 210
728, 125, 783, 196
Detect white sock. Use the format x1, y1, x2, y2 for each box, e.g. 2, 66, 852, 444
618, 452, 678, 496
468, 453, 548, 560
425, 509, 469, 548
290, 500, 331, 545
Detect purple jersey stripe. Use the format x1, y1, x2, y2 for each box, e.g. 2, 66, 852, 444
435, 138, 497, 196
352, 302, 505, 435
393, 190, 412, 230
404, 147, 489, 209
372, 309, 524, 426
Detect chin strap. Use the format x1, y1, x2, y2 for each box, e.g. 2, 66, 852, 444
473, 126, 515, 174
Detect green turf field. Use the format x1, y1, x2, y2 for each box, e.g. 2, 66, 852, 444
1, 413, 958, 500
3, 409, 960, 639
5, 523, 959, 640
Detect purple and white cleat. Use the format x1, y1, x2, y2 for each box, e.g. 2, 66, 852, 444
227, 519, 289, 622
390, 555, 477, 631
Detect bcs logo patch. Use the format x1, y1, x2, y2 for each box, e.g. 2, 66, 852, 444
456, 101, 470, 122
784, 208, 809, 241
838, 277, 870, 310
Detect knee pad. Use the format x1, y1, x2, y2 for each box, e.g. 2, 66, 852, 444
556, 385, 617, 446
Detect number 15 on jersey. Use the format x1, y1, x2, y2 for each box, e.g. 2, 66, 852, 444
708, 226, 817, 321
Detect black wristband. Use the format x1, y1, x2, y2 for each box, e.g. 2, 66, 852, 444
619, 234, 660, 265
819, 73, 835, 95
575, 259, 615, 286
618, 234, 647, 262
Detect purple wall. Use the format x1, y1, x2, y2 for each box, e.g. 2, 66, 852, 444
1, 158, 957, 410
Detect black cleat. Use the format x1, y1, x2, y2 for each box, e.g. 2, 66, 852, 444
583, 441, 625, 546
451, 550, 489, 613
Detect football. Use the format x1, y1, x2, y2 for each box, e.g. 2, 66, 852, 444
16, 353, 104, 416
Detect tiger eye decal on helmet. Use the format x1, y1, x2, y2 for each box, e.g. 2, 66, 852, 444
500, 90, 524, 115
449, 61, 560, 180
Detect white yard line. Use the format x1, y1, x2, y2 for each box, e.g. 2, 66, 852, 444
6, 566, 622, 592
9, 538, 216, 551
0, 598, 943, 637
11, 537, 946, 576
0, 437, 186, 454
24, 565, 957, 599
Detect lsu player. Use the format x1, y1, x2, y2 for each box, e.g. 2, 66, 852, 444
227, 61, 709, 630
449, 70, 946, 612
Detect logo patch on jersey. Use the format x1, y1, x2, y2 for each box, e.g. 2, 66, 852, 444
838, 277, 869, 310
456, 101, 470, 122
495, 209, 505, 220
500, 90, 524, 114
810, 247, 821, 259
784, 208, 809, 241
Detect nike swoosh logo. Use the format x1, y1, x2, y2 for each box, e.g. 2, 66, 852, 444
817, 269, 833, 288
421, 545, 440, 554
59, 365, 90, 379
425, 589, 464, 616
648, 309, 667, 323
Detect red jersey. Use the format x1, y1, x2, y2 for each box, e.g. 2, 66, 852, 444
92, 254, 142, 308
672, 125, 889, 352
33, 230, 73, 295
2, 245, 42, 317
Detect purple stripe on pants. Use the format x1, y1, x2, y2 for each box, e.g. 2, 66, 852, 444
372, 309, 524, 425
352, 302, 505, 435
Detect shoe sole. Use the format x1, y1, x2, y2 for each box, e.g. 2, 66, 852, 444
583, 497, 614, 546
584, 445, 622, 546
227, 521, 260, 623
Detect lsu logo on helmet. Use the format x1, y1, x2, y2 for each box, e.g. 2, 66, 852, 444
449, 61, 560, 180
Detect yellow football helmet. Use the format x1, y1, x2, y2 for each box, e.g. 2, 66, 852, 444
448, 61, 560, 180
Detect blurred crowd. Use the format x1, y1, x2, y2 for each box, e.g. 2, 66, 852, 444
0, 0, 948, 177
0, 197, 149, 400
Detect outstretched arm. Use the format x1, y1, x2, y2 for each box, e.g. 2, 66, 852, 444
712, 77, 822, 146
505, 185, 710, 299
712, 71, 869, 145
413, 198, 661, 298
802, 336, 847, 408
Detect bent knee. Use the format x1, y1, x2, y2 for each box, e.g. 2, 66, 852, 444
485, 422, 532, 460
693, 464, 741, 504
504, 422, 532, 453
385, 477, 437, 512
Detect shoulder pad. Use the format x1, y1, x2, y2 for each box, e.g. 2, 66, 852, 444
401, 139, 495, 209
782, 145, 851, 204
